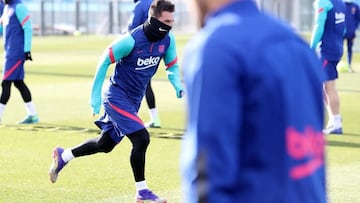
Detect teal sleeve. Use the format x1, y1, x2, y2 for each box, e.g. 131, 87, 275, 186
310, 0, 333, 49
164, 32, 184, 98
16, 4, 32, 52
90, 34, 135, 114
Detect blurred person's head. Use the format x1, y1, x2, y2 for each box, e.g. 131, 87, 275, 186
185, 0, 242, 27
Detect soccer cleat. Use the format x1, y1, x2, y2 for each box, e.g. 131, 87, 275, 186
136, 189, 167, 203
48, 147, 67, 183
17, 115, 39, 124
145, 121, 161, 128
323, 125, 343, 135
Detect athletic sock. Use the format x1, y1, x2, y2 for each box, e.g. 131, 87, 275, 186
135, 180, 148, 193
61, 149, 75, 163
148, 108, 160, 124
0, 103, 5, 118
332, 114, 342, 128
25, 102, 37, 116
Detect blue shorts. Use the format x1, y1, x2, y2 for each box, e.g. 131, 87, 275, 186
2, 58, 25, 80
321, 57, 338, 81
94, 97, 145, 143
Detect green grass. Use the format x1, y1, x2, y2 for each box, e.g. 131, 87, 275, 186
0, 34, 359, 202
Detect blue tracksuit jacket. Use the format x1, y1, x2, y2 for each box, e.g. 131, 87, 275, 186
311, 0, 346, 61
181, 1, 327, 202
0, 0, 32, 80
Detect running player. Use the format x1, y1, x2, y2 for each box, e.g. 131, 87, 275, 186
129, 0, 162, 128
48, 0, 183, 202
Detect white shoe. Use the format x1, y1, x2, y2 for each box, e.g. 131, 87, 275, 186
323, 125, 343, 135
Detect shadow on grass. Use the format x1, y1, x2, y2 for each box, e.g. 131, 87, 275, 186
1, 123, 185, 140
327, 140, 360, 148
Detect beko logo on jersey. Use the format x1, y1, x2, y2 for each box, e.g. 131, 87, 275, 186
335, 12, 345, 24
136, 56, 161, 70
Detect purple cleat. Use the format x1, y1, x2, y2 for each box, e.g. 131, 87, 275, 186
48, 147, 67, 183
136, 189, 167, 203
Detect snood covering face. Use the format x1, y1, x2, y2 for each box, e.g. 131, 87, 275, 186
143, 17, 172, 42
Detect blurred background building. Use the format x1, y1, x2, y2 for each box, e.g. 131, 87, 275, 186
258, 0, 314, 31
22, 0, 317, 36
22, 0, 195, 35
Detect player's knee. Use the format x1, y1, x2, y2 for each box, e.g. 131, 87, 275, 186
97, 133, 117, 153
128, 129, 150, 150
13, 80, 25, 89
100, 146, 113, 153
1, 80, 11, 89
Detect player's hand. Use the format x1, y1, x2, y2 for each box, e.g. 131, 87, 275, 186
92, 106, 100, 116
24, 52, 33, 61
177, 90, 184, 98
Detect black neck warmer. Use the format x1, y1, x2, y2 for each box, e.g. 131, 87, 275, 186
4, 0, 11, 4
143, 17, 172, 42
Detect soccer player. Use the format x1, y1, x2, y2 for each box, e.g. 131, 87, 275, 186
128, 0, 162, 128
310, 0, 346, 134
0, 0, 39, 124
48, 0, 183, 202
181, 0, 327, 202
344, 0, 360, 72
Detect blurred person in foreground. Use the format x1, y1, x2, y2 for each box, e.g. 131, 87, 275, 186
180, 0, 327, 202
48, 0, 183, 202
0, 0, 39, 124
310, 0, 346, 134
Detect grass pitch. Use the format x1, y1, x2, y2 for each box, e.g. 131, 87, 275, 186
0, 35, 359, 202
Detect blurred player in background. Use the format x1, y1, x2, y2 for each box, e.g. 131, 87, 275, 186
181, 0, 327, 202
48, 0, 183, 202
344, 0, 360, 72
129, 0, 162, 128
311, 0, 346, 134
0, 0, 39, 124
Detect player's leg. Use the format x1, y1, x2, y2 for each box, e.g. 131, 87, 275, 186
13, 80, 39, 124
0, 80, 12, 123
346, 38, 355, 72
48, 129, 118, 183
145, 81, 161, 128
127, 128, 166, 203
323, 60, 342, 134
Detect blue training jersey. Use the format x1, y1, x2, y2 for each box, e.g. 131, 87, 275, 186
345, 1, 360, 38
90, 26, 182, 115
311, 0, 346, 61
181, 1, 327, 203
0, 0, 32, 58
128, 0, 153, 31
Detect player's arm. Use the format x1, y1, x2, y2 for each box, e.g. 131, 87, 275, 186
15, 4, 32, 53
0, 6, 3, 34
356, 5, 360, 27
90, 34, 135, 114
310, 0, 333, 49
128, 2, 145, 31
164, 32, 184, 98
0, 17, 3, 34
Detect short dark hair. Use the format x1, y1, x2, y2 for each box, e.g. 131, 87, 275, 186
149, 0, 175, 18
